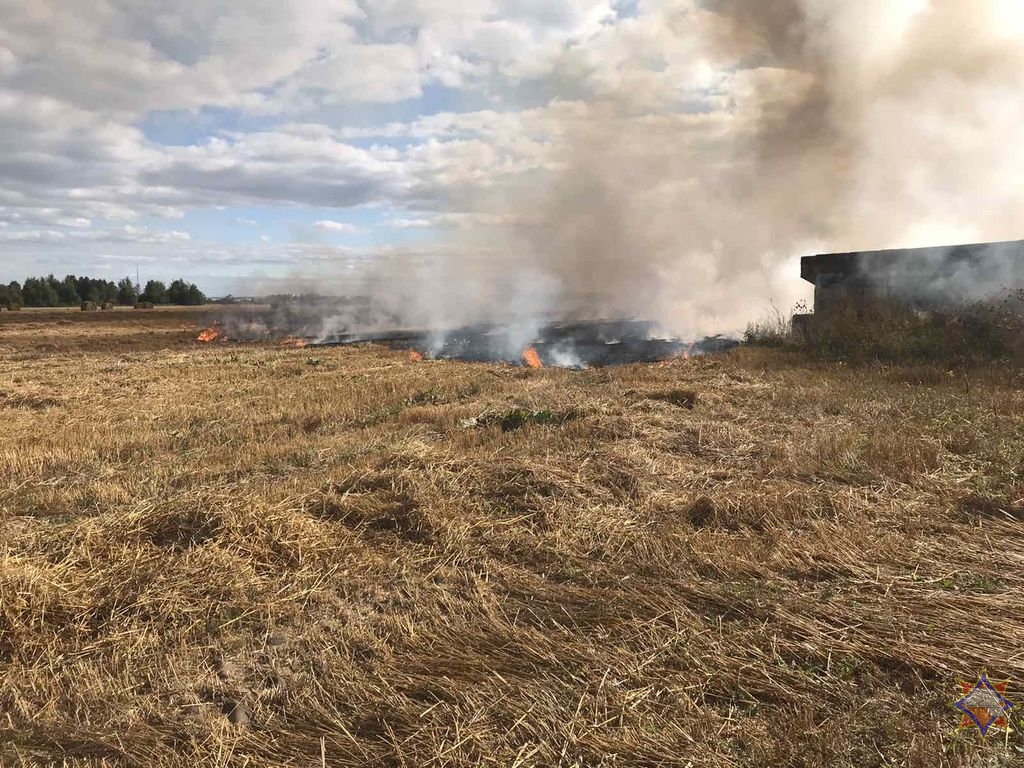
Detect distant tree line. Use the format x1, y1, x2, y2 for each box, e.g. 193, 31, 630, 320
0, 275, 206, 308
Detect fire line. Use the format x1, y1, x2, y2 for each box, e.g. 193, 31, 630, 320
522, 347, 542, 368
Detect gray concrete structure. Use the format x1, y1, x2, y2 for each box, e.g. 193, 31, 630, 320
799, 239, 1024, 317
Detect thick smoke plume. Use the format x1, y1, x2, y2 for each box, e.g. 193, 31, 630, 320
854, 241, 1024, 309
276, 0, 1024, 340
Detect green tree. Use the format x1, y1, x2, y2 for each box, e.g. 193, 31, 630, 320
167, 279, 207, 305
45, 275, 61, 301
100, 280, 118, 304
141, 280, 167, 305
75, 276, 93, 302
11, 274, 206, 307
116, 277, 138, 305
22, 277, 59, 307
56, 275, 80, 306
185, 283, 206, 305
167, 279, 188, 305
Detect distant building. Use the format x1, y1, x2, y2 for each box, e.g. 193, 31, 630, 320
799, 239, 1024, 318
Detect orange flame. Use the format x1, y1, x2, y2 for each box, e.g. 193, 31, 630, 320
278, 336, 308, 348
658, 342, 696, 367
409, 349, 424, 362
197, 327, 221, 343
522, 347, 542, 369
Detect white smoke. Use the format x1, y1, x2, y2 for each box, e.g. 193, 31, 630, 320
852, 241, 1024, 309
273, 0, 1024, 339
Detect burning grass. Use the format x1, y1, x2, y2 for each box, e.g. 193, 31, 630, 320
2, 312, 1024, 766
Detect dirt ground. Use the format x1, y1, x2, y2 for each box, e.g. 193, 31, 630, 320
2, 310, 1023, 766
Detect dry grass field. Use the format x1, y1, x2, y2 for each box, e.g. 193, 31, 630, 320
2, 308, 1024, 766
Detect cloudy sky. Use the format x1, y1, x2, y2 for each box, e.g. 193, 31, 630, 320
2, 1, 1022, 320
0, 0, 659, 294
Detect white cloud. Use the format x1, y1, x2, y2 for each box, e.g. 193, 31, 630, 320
56, 217, 92, 228
385, 217, 434, 228
272, 43, 425, 107
385, 212, 521, 228
0, 0, 365, 115
0, 224, 191, 245
0, 0, 701, 252
314, 219, 366, 233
